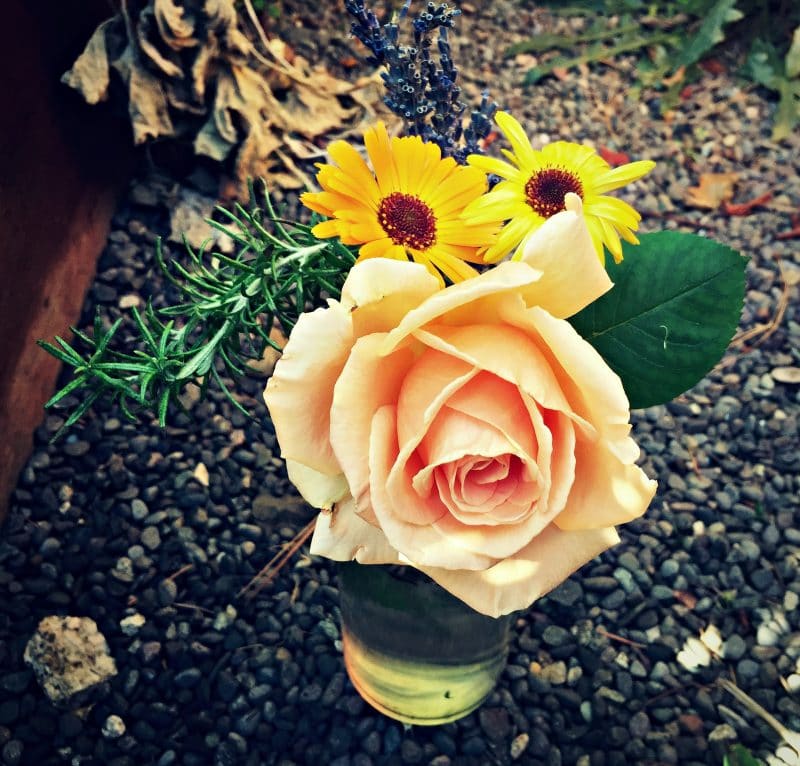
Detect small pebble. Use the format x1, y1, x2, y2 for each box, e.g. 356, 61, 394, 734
101, 715, 126, 739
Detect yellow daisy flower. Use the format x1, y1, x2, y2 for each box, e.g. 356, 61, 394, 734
464, 111, 656, 264
300, 122, 498, 285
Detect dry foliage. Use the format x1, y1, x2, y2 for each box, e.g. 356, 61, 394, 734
685, 172, 739, 209
62, 0, 383, 195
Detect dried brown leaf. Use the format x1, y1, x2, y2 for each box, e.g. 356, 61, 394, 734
62, 0, 382, 196
662, 65, 686, 88
61, 18, 116, 104
673, 590, 698, 609
271, 58, 359, 138
685, 172, 739, 209
154, 0, 198, 50
137, 7, 184, 78
114, 48, 175, 143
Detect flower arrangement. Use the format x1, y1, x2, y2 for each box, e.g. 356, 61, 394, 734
41, 0, 747, 722
260, 1, 745, 619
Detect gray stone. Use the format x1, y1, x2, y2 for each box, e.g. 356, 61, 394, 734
548, 579, 583, 607
542, 626, 572, 647
174, 668, 202, 689
1, 740, 23, 766
131, 499, 149, 520
629, 711, 650, 738
141, 527, 161, 551
659, 559, 679, 578
736, 658, 760, 682
723, 634, 748, 661
158, 579, 178, 606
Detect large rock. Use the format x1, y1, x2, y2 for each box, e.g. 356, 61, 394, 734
24, 616, 117, 708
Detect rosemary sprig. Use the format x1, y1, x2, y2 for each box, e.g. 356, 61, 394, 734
39, 180, 357, 440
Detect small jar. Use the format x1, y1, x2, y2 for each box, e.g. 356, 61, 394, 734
338, 561, 513, 725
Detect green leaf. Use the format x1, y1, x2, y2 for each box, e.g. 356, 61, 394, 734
723, 744, 763, 766
744, 39, 783, 90
506, 22, 640, 56
569, 232, 746, 409
177, 320, 231, 379
93, 316, 123, 357
772, 78, 800, 141
524, 32, 675, 85
786, 25, 800, 79
673, 0, 743, 68
43, 375, 88, 408
157, 388, 171, 427
37, 338, 83, 367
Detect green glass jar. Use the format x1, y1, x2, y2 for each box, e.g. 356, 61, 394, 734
338, 562, 513, 725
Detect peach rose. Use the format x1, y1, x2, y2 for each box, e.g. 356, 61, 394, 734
264, 194, 656, 617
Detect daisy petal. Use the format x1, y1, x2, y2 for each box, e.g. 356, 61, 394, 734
593, 160, 656, 194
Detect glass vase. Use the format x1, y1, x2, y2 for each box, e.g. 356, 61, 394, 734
337, 562, 513, 725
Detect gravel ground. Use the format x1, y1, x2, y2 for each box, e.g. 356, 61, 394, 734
2, 3, 800, 766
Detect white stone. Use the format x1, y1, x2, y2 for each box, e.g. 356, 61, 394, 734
24, 616, 117, 707
102, 715, 126, 739
119, 613, 146, 636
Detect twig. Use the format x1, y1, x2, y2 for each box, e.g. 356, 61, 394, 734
725, 259, 790, 359
723, 192, 773, 216
238, 0, 313, 86
718, 677, 800, 759
644, 681, 708, 708
164, 563, 194, 582
596, 627, 646, 648
173, 602, 215, 614
776, 226, 800, 240
237, 518, 316, 600
241, 0, 273, 56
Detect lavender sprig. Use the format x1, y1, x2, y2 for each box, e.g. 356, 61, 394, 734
344, 0, 498, 163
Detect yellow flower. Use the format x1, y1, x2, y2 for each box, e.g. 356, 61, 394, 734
464, 112, 655, 264
301, 122, 498, 285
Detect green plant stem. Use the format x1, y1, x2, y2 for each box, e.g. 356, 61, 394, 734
39, 181, 357, 439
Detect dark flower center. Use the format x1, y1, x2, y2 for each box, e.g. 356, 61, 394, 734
378, 192, 437, 250
524, 168, 583, 218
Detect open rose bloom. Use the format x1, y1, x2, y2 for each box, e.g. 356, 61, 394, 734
264, 194, 656, 618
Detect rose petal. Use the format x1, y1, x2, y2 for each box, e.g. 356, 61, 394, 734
417, 523, 621, 617
412, 405, 541, 526
369, 404, 494, 570
526, 307, 632, 446
381, 262, 544, 354
310, 495, 402, 564
413, 324, 573, 416
340, 258, 441, 337
532, 406, 576, 518
432, 501, 543, 560
441, 372, 539, 460
517, 193, 613, 318
449, 458, 500, 507
285, 459, 349, 510
553, 435, 657, 530
396, 349, 478, 451
330, 334, 417, 519
419, 406, 518, 467
264, 303, 352, 477
440, 457, 535, 524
